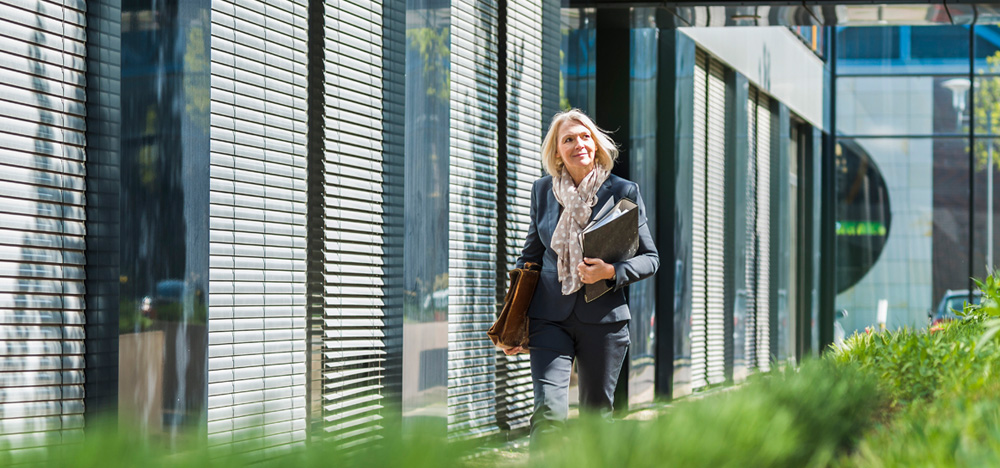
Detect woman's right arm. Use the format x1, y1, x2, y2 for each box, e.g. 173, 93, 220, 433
515, 181, 544, 269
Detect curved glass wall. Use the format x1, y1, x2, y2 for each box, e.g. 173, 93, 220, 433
834, 140, 892, 294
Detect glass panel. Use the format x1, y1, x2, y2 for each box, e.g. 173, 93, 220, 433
971, 76, 1000, 280
973, 24, 1000, 74
560, 8, 596, 112
789, 25, 827, 60
837, 76, 966, 136
402, 0, 450, 425
973, 138, 1000, 279
838, 27, 900, 61
910, 26, 969, 59
973, 77, 1000, 277
809, 129, 822, 355
837, 26, 969, 76
774, 122, 800, 364
119, 0, 210, 436
973, 76, 1000, 136
627, 7, 656, 406
834, 138, 969, 335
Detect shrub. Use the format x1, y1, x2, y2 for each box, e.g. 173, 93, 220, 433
967, 272, 1000, 345
839, 383, 1000, 467
829, 322, 993, 406
832, 272, 1000, 466
536, 359, 883, 468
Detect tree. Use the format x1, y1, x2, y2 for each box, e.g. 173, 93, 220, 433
972, 51, 1000, 173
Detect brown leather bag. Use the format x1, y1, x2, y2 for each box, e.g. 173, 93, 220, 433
487, 262, 541, 353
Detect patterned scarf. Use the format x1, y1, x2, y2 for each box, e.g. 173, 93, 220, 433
551, 166, 610, 295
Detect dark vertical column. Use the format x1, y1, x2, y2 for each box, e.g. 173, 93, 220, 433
724, 71, 749, 383
540, 0, 561, 125
655, 26, 695, 400
808, 127, 824, 356
493, 0, 512, 434
85, 0, 122, 418
818, 27, 837, 353
595, 8, 631, 415
799, 124, 813, 361
968, 25, 977, 296
305, 0, 326, 435
596, 10, 631, 180
495, 0, 509, 317
654, 24, 677, 401
382, 0, 408, 415
770, 104, 790, 363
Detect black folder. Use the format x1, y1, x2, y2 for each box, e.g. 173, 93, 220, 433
581, 197, 639, 303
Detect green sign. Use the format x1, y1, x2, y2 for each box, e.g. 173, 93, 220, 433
836, 221, 887, 237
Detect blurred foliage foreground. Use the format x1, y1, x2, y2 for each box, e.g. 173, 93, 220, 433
8, 274, 1000, 468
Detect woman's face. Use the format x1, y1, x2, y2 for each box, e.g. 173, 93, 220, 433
557, 121, 596, 174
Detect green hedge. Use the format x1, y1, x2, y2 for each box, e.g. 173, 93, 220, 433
829, 321, 995, 406
831, 272, 1000, 467
5, 360, 879, 468
839, 385, 1000, 467
535, 360, 882, 468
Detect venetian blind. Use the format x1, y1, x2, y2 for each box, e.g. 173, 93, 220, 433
705, 57, 726, 386
448, 0, 500, 438
0, 0, 88, 454
208, 0, 310, 453
690, 49, 708, 391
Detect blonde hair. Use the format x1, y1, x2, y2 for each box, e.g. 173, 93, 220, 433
540, 109, 619, 179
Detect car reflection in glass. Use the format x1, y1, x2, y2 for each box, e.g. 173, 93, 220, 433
140, 279, 187, 321
929, 289, 982, 327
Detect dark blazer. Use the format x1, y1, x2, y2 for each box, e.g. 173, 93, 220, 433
515, 173, 659, 324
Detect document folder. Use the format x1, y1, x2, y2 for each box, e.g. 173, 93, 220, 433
581, 197, 639, 303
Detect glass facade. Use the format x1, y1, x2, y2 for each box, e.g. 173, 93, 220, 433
835, 25, 1000, 334
6, 0, 1000, 454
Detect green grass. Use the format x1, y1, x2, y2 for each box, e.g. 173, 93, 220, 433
2, 418, 476, 468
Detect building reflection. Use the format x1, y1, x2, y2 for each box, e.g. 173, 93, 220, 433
118, 0, 209, 436
401, 0, 450, 424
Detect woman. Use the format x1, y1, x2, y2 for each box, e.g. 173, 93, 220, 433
509, 109, 659, 443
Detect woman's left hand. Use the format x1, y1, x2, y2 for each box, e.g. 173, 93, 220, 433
577, 258, 616, 285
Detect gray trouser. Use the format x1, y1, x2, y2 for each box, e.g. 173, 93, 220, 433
528, 311, 629, 444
